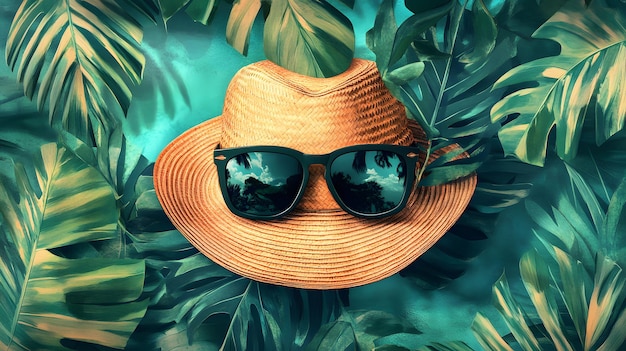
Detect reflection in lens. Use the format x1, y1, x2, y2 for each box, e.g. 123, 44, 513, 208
225, 152, 303, 216
330, 150, 407, 215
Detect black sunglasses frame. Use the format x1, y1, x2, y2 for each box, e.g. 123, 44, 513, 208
213, 144, 421, 219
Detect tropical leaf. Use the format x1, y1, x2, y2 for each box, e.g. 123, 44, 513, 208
156, 0, 354, 77
0, 142, 147, 350
369, 0, 535, 288
305, 309, 422, 351
5, 0, 150, 146
526, 164, 626, 270
263, 0, 355, 77
186, 277, 345, 350
473, 163, 626, 351
474, 248, 626, 351
226, 0, 263, 56
367, 0, 515, 187
491, 0, 626, 166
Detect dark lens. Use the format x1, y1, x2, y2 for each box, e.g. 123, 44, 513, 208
329, 150, 408, 215
225, 152, 304, 217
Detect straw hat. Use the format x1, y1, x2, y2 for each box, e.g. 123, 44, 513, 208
154, 59, 476, 289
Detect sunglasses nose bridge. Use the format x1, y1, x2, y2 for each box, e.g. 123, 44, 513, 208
297, 163, 341, 211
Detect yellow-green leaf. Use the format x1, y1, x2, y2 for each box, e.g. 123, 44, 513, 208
491, 0, 626, 166
226, 0, 262, 56
0, 143, 147, 350
263, 0, 355, 78
5, 0, 146, 146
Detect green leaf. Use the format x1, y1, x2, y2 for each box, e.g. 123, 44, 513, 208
404, 0, 453, 15
306, 310, 421, 351
526, 164, 604, 272
491, 273, 542, 351
385, 62, 425, 85
305, 320, 356, 350
5, 0, 147, 146
586, 254, 626, 350
186, 0, 220, 24
471, 313, 515, 351
603, 175, 626, 261
491, 0, 626, 166
389, 2, 454, 69
366, 0, 452, 77
458, 0, 497, 68
184, 277, 344, 350
157, 0, 190, 21
263, 0, 355, 77
520, 250, 574, 351
0, 142, 147, 350
366, 0, 398, 73
226, 0, 262, 56
551, 246, 589, 344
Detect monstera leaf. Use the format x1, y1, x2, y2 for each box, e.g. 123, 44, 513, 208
305, 309, 423, 350
0, 142, 147, 350
491, 0, 626, 166
368, 0, 514, 186
368, 0, 535, 289
5, 0, 152, 146
184, 276, 345, 350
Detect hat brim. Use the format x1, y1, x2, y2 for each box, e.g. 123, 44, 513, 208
154, 117, 477, 289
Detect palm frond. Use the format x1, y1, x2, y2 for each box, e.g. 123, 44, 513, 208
0, 142, 147, 350
5, 0, 149, 146
527, 164, 626, 270
472, 166, 626, 350
474, 248, 626, 351
491, 0, 626, 166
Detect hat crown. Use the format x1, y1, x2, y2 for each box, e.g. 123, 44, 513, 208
219, 59, 413, 153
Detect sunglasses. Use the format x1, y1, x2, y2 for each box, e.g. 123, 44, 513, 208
213, 144, 421, 219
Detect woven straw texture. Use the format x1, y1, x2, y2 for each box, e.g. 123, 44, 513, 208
154, 59, 477, 289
